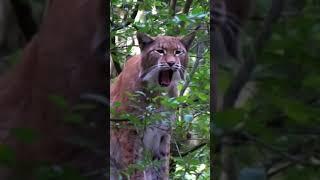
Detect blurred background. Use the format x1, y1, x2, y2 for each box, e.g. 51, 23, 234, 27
0, 0, 46, 74
214, 0, 320, 180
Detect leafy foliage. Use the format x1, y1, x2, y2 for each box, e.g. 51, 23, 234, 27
215, 0, 320, 179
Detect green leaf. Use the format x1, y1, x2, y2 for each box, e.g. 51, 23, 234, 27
0, 144, 15, 166
72, 104, 96, 111
303, 74, 320, 90
215, 109, 245, 129
63, 113, 84, 124
197, 92, 208, 101
48, 95, 69, 110
11, 128, 40, 144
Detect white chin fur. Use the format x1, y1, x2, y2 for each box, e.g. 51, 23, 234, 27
171, 71, 181, 85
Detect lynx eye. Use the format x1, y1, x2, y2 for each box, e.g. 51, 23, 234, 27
174, 50, 183, 56
155, 49, 165, 55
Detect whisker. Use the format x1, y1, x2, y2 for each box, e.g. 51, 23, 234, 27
179, 65, 186, 72
177, 67, 185, 73
178, 69, 185, 80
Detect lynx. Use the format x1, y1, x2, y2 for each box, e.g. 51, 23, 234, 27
110, 32, 195, 179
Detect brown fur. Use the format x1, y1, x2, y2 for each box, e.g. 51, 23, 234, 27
0, 0, 106, 179
110, 33, 195, 179
111, 55, 141, 112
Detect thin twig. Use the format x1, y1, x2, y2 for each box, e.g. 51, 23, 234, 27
180, 142, 207, 157
243, 132, 304, 164
174, 139, 182, 158
267, 161, 294, 178
180, 41, 205, 96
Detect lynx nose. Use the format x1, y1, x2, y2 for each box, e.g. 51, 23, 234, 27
167, 62, 175, 67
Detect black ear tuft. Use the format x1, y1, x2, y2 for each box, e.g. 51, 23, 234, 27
181, 32, 196, 50
137, 32, 154, 50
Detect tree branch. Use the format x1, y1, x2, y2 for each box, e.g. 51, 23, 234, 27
222, 0, 285, 109
243, 132, 305, 164
182, 0, 193, 14
169, 0, 177, 17
267, 161, 294, 178
172, 142, 207, 157
180, 40, 204, 96
113, 0, 143, 31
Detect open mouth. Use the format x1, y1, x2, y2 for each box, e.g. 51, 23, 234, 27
158, 70, 174, 87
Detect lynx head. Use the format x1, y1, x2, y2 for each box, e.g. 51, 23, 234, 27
137, 32, 195, 88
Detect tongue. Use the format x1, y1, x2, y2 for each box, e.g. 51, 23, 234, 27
160, 70, 171, 86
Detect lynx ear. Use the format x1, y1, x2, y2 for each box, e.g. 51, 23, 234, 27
137, 32, 154, 50
181, 32, 196, 50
